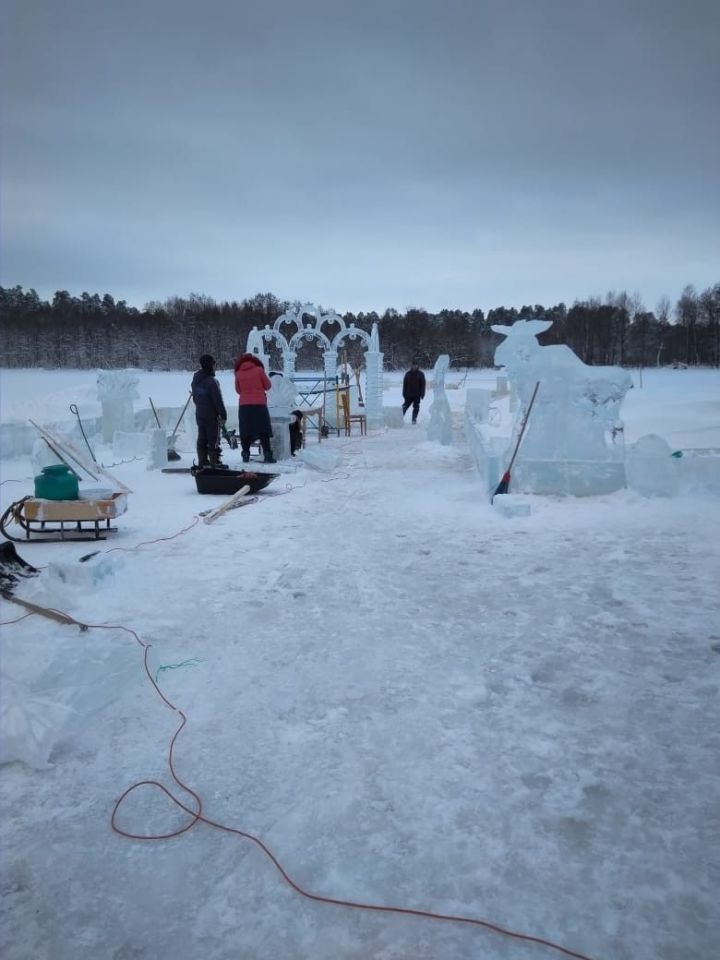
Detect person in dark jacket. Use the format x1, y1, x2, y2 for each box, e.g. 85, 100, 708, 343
234, 353, 276, 463
191, 354, 227, 467
402, 360, 426, 424
289, 409, 303, 455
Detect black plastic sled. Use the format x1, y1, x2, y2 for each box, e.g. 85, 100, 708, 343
191, 466, 278, 495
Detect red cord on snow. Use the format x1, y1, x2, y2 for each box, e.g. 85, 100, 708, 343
3, 599, 600, 960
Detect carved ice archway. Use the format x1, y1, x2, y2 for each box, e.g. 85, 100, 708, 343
245, 302, 384, 428
288, 327, 333, 353
273, 302, 343, 338
258, 328, 290, 352
331, 325, 372, 352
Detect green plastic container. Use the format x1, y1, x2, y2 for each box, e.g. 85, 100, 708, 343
34, 464, 79, 501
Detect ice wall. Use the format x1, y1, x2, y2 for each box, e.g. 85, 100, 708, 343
426, 355, 453, 445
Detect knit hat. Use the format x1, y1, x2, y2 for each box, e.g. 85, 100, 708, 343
199, 354, 215, 372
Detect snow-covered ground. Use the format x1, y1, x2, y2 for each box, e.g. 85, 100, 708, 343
1, 367, 719, 960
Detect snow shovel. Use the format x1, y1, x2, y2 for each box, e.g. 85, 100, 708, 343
69, 404, 97, 462
149, 396, 163, 430
166, 393, 192, 461
491, 381, 540, 502
150, 394, 183, 461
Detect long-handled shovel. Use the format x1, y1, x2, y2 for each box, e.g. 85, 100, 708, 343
69, 403, 97, 462
491, 381, 540, 502
149, 396, 163, 430
150, 394, 182, 460
166, 393, 192, 461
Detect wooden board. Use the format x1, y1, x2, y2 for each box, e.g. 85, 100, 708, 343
29, 420, 133, 493
22, 493, 128, 522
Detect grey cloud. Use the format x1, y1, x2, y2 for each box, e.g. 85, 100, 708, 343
1, 0, 718, 312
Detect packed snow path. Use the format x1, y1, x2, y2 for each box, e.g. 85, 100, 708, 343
2, 423, 719, 960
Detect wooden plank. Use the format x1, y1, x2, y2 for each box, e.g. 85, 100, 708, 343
29, 420, 133, 493
201, 485, 252, 524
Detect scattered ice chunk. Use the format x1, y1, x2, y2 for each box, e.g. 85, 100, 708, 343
78, 486, 115, 500
383, 406, 404, 428
147, 427, 169, 469
297, 447, 341, 471
626, 434, 678, 497
492, 494, 531, 517
46, 552, 125, 588
0, 675, 72, 770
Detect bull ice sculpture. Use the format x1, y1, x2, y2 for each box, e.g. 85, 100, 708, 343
492, 320, 633, 492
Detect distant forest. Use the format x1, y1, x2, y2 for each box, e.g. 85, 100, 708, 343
1, 283, 719, 370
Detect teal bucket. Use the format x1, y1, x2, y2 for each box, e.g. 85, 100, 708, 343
34, 464, 79, 501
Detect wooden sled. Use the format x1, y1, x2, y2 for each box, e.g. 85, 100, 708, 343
192, 466, 278, 495
0, 493, 129, 543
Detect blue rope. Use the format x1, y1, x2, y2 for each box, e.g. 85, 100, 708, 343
155, 657, 205, 684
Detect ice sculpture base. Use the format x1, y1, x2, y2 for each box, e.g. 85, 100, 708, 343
512, 460, 626, 497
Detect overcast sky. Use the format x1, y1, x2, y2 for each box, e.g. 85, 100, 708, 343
1, 0, 718, 314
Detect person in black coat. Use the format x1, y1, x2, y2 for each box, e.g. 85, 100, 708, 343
289, 409, 304, 455
402, 360, 426, 423
191, 354, 227, 466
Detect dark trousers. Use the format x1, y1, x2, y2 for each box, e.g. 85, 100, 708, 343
241, 435, 272, 459
402, 398, 421, 422
289, 420, 303, 455
196, 416, 220, 465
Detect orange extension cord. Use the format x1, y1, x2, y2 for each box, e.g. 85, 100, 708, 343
0, 596, 601, 960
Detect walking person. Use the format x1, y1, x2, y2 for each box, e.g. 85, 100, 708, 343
191, 354, 227, 466
402, 360, 426, 424
234, 353, 276, 463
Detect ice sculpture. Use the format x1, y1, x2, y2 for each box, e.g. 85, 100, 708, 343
267, 373, 298, 416
246, 307, 384, 429
625, 434, 678, 497
97, 370, 139, 443
267, 373, 299, 461
246, 326, 270, 369
427, 355, 453, 445
492, 320, 633, 495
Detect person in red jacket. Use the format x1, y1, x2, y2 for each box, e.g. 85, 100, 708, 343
234, 353, 276, 463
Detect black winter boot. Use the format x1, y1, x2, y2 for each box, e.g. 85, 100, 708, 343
260, 436, 276, 464
196, 444, 209, 468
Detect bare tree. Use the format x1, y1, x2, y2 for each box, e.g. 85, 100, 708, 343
675, 285, 699, 365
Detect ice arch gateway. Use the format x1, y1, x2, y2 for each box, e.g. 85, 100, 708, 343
244, 303, 384, 429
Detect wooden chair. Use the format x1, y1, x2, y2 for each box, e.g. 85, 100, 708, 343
339, 390, 367, 436
300, 406, 324, 446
